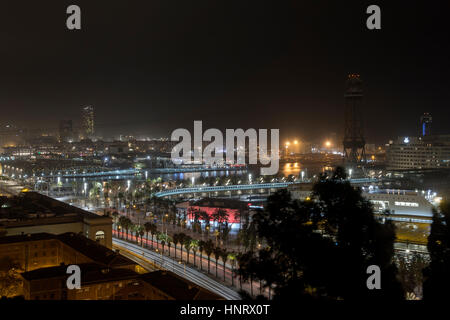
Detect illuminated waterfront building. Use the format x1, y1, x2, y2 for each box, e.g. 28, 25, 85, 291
386, 135, 450, 170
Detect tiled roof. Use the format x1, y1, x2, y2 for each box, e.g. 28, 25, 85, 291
140, 270, 223, 300
0, 232, 135, 267
21, 263, 139, 283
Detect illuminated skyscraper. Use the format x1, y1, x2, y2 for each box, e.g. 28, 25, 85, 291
81, 106, 95, 138
420, 113, 432, 136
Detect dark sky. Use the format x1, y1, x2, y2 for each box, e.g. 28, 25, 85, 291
1, 0, 449, 144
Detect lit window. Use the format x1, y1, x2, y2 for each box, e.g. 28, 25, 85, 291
95, 230, 105, 240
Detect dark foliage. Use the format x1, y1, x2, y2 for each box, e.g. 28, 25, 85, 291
423, 201, 450, 300
237, 167, 404, 300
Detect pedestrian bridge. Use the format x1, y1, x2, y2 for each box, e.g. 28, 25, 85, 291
153, 177, 378, 198
44, 166, 246, 178
154, 182, 296, 198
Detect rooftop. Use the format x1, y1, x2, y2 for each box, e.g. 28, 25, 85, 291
140, 270, 223, 300
21, 262, 140, 283
0, 232, 134, 268
189, 198, 248, 210
0, 192, 110, 223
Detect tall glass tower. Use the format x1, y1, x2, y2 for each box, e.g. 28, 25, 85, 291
420, 113, 432, 136
82, 106, 95, 138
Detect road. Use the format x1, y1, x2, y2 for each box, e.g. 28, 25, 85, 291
112, 244, 160, 272
114, 229, 268, 298
113, 237, 241, 300
0, 178, 26, 195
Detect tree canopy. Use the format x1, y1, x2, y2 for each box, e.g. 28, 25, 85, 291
237, 167, 404, 300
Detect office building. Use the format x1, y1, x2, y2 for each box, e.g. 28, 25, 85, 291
81, 106, 95, 138
386, 135, 450, 170
0, 192, 113, 248
420, 113, 432, 137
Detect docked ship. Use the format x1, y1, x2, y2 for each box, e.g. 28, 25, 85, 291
288, 183, 437, 224
362, 188, 435, 224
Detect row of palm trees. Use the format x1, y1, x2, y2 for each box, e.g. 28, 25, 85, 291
113, 215, 240, 287
166, 233, 240, 286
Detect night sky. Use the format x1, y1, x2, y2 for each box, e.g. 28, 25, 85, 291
1, 0, 449, 144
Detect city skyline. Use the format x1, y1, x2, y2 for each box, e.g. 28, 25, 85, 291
1, 1, 450, 304
0, 1, 449, 143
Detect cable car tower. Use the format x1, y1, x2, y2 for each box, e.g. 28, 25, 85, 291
343, 74, 366, 166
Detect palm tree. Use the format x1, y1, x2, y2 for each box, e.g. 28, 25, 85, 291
200, 211, 211, 238
188, 207, 200, 230
214, 208, 229, 233
131, 224, 139, 243
118, 216, 126, 238
190, 239, 199, 268
167, 240, 172, 257
118, 216, 131, 240
103, 182, 111, 207
173, 233, 180, 259
204, 240, 214, 274
138, 226, 145, 247
221, 222, 231, 246
178, 233, 187, 262
144, 222, 152, 248
228, 252, 237, 287
135, 225, 141, 244
213, 247, 222, 278
149, 223, 158, 250
183, 235, 193, 264
125, 218, 133, 241
111, 211, 119, 230
118, 192, 124, 208
198, 240, 206, 271
161, 240, 165, 255
220, 249, 229, 282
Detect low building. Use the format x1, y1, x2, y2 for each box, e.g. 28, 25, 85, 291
21, 266, 223, 300
2, 232, 224, 300
21, 263, 144, 300
176, 198, 249, 226
0, 192, 112, 248
0, 232, 138, 273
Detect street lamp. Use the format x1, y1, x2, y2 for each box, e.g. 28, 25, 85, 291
285, 141, 290, 157
301, 170, 305, 181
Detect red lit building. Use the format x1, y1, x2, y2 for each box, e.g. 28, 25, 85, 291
176, 198, 249, 226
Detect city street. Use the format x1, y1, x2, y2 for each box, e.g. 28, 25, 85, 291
113, 237, 241, 300
113, 229, 271, 298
